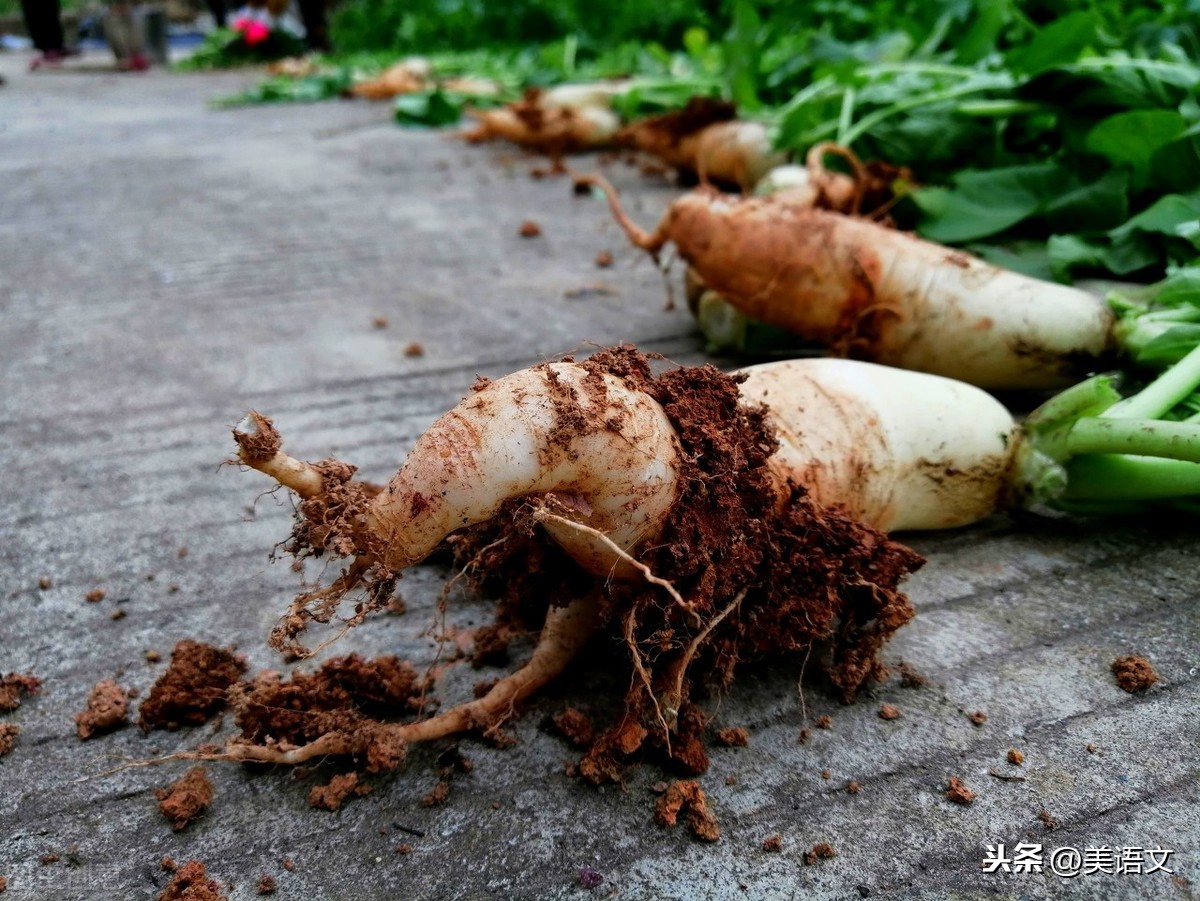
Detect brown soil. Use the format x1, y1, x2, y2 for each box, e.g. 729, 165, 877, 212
256, 875, 277, 895
762, 834, 783, 852
847, 780, 862, 794
232, 655, 424, 774
552, 708, 596, 748
519, 220, 542, 238
85, 588, 106, 603
1111, 655, 1158, 692
1007, 748, 1025, 765
404, 342, 425, 357
39, 854, 59, 864
594, 250, 613, 268
395, 843, 413, 854
0, 673, 41, 712
139, 641, 247, 730
308, 772, 371, 811
156, 766, 213, 831
714, 727, 748, 748
879, 703, 900, 720
38, 577, 52, 590
618, 97, 737, 168
897, 661, 927, 688
0, 725, 18, 757
945, 776, 976, 805
157, 860, 227, 901
803, 842, 837, 865
968, 710, 987, 726
815, 715, 832, 729
74, 679, 129, 739
0, 875, 6, 893
653, 780, 720, 842
1038, 809, 1058, 831
161, 857, 178, 872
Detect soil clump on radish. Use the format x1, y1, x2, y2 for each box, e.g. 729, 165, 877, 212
157, 860, 227, 901
0, 673, 40, 712
140, 641, 247, 730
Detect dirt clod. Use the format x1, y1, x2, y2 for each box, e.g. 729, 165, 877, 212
161, 857, 178, 872
945, 776, 976, 805
654, 780, 720, 842
255, 875, 277, 895
518, 220, 541, 237
552, 708, 595, 748
74, 679, 129, 739
815, 715, 833, 729
139, 641, 246, 730
803, 842, 837, 865
281, 858, 295, 872
847, 780, 862, 794
156, 766, 213, 831
1111, 655, 1158, 692
308, 772, 372, 811
714, 727, 749, 748
879, 703, 900, 720
1007, 748, 1025, 765
762, 834, 783, 852
0, 673, 41, 712
157, 860, 227, 901
968, 710, 987, 726
372, 317, 389, 329
1038, 809, 1058, 831
404, 342, 425, 357
39, 854, 59, 865
85, 589, 106, 603
595, 250, 613, 268
897, 661, 927, 688
0, 725, 18, 757
38, 577, 52, 590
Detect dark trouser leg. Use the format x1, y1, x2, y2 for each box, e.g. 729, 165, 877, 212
206, 0, 226, 28
297, 0, 330, 52
21, 0, 66, 52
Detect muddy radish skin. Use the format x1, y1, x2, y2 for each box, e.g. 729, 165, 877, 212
742, 358, 1017, 530
587, 178, 1116, 390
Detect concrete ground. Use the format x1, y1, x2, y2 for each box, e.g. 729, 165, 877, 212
0, 49, 1196, 901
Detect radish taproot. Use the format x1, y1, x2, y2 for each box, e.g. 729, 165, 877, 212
460, 84, 631, 154
208, 343, 1200, 774
583, 174, 1116, 390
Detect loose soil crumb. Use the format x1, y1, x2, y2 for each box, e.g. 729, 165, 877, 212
803, 842, 837, 865
1007, 748, 1025, 765
552, 708, 596, 748
798, 728, 811, 744
945, 776, 976, 805
139, 641, 246, 730
815, 715, 833, 729
156, 766, 214, 831
0, 725, 18, 757
161, 857, 178, 872
968, 710, 987, 726
897, 661, 927, 688
256, 875, 277, 895
396, 844, 413, 855
518, 220, 542, 237
281, 858, 295, 872
1038, 809, 1058, 831
157, 860, 227, 901
110, 609, 127, 621
308, 772, 372, 811
847, 780, 862, 794
820, 769, 832, 780
85, 589, 106, 603
762, 834, 783, 852
879, 704, 900, 720
404, 342, 425, 357
1111, 655, 1158, 693
38, 577, 52, 590
0, 673, 41, 712
724, 774, 737, 785
595, 250, 613, 268
39, 854, 59, 865
421, 780, 450, 807
0, 875, 6, 893
578, 867, 603, 889
74, 679, 129, 739
654, 780, 720, 842
146, 650, 162, 664
372, 317, 388, 329
714, 727, 749, 748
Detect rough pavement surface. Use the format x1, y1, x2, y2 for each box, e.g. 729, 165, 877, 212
1, 50, 1197, 901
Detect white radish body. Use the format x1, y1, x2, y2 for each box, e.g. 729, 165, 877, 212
738, 358, 1018, 530
365, 363, 682, 575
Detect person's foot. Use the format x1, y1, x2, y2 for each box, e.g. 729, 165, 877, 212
29, 50, 65, 71
118, 53, 150, 72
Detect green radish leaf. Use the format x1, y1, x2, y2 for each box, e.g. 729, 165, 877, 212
1135, 323, 1200, 365
1006, 11, 1098, 76
394, 90, 465, 127
912, 164, 1061, 243
1042, 167, 1130, 234
1085, 109, 1189, 186
1154, 268, 1200, 308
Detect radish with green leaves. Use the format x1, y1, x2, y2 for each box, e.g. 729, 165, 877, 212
196, 341, 1199, 773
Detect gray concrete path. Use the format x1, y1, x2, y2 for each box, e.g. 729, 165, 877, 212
0, 50, 1196, 901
